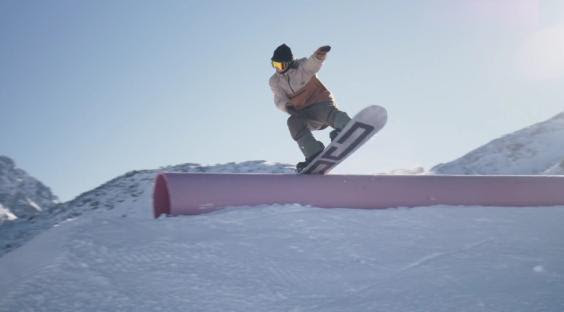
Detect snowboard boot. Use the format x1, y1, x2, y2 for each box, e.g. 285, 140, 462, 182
329, 129, 341, 142
329, 112, 352, 142
296, 151, 324, 172
296, 133, 325, 172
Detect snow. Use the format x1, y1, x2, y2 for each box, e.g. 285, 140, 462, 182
1, 161, 564, 311
26, 198, 42, 212
0, 203, 17, 222
384, 166, 426, 175
544, 159, 564, 175
0, 161, 296, 258
432, 112, 564, 175
0, 155, 58, 219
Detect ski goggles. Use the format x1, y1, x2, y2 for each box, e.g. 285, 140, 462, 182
272, 60, 290, 71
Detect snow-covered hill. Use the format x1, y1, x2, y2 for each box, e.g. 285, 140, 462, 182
52, 161, 294, 221
0, 160, 563, 312
0, 161, 294, 257
0, 156, 58, 222
432, 112, 564, 174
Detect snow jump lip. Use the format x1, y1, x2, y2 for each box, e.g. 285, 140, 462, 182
153, 173, 564, 218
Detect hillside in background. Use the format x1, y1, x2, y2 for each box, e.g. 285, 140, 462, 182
432, 112, 564, 175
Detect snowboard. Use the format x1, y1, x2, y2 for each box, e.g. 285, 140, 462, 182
298, 105, 388, 175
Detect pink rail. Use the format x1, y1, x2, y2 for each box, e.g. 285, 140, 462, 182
153, 173, 564, 218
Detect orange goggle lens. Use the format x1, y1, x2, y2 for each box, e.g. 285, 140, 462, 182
272, 61, 287, 71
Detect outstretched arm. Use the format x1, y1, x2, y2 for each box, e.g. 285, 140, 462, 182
303, 45, 331, 74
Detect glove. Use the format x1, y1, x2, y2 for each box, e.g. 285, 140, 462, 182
315, 45, 331, 60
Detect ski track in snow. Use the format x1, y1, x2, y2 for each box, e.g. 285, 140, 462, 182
1, 200, 564, 312
399, 238, 493, 273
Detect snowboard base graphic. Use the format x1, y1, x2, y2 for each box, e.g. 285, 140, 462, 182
299, 105, 388, 175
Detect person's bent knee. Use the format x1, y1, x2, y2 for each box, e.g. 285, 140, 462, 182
287, 115, 307, 141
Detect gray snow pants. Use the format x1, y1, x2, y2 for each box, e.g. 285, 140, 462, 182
287, 101, 351, 158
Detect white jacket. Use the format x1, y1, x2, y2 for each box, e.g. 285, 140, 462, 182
269, 55, 333, 113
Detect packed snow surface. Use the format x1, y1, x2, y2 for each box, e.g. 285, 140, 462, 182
1, 168, 563, 311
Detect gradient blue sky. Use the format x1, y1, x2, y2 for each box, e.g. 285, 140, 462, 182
2, 0, 564, 201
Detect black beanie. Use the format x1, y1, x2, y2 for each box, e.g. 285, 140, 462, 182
271, 44, 293, 62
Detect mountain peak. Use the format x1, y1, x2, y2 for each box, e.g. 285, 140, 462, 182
0, 156, 59, 221
0, 156, 15, 170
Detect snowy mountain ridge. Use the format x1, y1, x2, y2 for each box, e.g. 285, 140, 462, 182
432, 112, 564, 174
0, 156, 59, 223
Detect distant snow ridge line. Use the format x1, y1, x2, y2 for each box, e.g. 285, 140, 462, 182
55, 161, 294, 219
0, 155, 59, 221
544, 159, 564, 175
0, 161, 294, 258
432, 112, 564, 175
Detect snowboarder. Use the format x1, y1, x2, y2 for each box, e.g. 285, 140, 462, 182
269, 44, 352, 171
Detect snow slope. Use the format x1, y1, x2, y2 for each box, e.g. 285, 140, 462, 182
1, 161, 564, 312
432, 112, 564, 174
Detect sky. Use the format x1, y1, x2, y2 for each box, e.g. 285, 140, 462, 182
1, 0, 564, 201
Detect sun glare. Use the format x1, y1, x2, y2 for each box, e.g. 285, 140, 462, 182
518, 24, 564, 80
